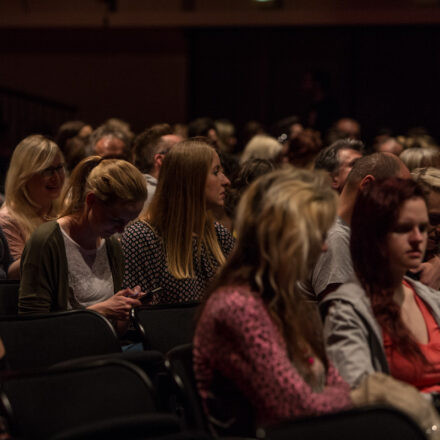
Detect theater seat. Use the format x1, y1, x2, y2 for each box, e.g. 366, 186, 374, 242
0, 358, 182, 439
131, 302, 200, 353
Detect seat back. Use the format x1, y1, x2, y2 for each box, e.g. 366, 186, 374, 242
0, 310, 122, 370
132, 303, 200, 353
0, 359, 159, 439
168, 343, 257, 437
0, 281, 19, 316
263, 406, 427, 440
166, 343, 208, 433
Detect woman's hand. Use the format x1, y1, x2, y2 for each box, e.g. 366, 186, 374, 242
88, 288, 142, 320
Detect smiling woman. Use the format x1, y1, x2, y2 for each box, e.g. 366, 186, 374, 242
19, 156, 148, 335
0, 135, 65, 270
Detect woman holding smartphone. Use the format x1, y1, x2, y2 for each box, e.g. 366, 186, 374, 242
19, 156, 148, 334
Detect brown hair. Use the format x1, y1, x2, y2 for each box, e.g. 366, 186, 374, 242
143, 138, 226, 279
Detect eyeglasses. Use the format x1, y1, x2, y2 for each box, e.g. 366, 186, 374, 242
40, 164, 65, 178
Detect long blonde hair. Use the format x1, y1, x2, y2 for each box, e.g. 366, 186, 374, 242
59, 156, 147, 217
208, 167, 337, 366
4, 134, 64, 241
143, 138, 226, 279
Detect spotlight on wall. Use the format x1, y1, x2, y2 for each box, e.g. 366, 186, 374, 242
251, 0, 284, 9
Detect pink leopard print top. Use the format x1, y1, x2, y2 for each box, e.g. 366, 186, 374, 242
193, 285, 352, 425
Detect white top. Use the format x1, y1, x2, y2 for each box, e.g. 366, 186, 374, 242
60, 225, 114, 309
143, 173, 157, 210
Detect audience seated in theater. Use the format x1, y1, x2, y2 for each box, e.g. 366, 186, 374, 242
63, 136, 88, 175
399, 127, 439, 151
411, 167, 440, 289
0, 135, 65, 272
287, 128, 322, 169
188, 117, 219, 146
194, 168, 352, 427
314, 138, 364, 193
18, 156, 147, 335
270, 115, 304, 146
240, 134, 285, 165
133, 123, 182, 209
55, 120, 92, 156
89, 124, 132, 161
326, 117, 361, 145
225, 158, 278, 228
104, 117, 135, 144
173, 122, 188, 139
122, 138, 235, 305
400, 146, 440, 172
214, 119, 238, 155
299, 153, 410, 301
239, 120, 266, 154
374, 136, 403, 156
321, 178, 440, 395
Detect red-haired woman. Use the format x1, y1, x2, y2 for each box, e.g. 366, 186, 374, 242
321, 178, 440, 393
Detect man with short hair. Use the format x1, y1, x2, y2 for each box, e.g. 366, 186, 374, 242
315, 138, 364, 193
90, 125, 131, 160
300, 152, 411, 301
133, 124, 182, 208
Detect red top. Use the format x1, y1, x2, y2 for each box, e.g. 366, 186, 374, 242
193, 285, 352, 425
383, 281, 440, 393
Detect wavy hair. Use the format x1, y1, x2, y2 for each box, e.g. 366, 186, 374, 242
208, 167, 338, 369
351, 178, 428, 362
143, 138, 226, 279
4, 134, 64, 241
59, 156, 147, 217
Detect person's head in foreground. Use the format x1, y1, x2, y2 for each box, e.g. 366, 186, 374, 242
351, 178, 433, 370
194, 168, 356, 429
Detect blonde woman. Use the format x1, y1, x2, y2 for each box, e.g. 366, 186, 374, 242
122, 138, 235, 305
240, 134, 285, 165
19, 156, 147, 333
399, 146, 440, 172
194, 168, 351, 427
0, 135, 65, 264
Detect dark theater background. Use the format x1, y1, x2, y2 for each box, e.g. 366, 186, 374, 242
0, 0, 440, 171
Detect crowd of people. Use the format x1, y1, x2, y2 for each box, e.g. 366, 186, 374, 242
2, 114, 440, 435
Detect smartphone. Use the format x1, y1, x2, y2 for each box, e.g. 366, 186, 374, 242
139, 287, 163, 304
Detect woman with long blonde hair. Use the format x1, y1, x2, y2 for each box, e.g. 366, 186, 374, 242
19, 156, 147, 334
122, 138, 234, 304
0, 135, 65, 264
194, 168, 352, 427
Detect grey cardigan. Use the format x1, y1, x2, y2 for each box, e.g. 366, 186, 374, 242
19, 221, 124, 314
320, 277, 440, 388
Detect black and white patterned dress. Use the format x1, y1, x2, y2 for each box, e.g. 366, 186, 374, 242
122, 221, 235, 305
